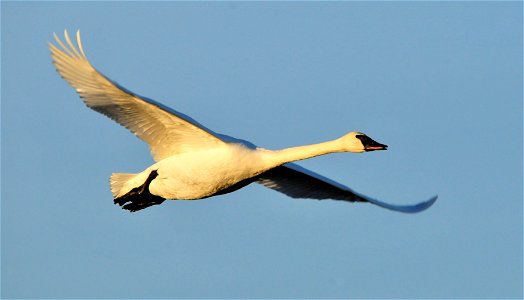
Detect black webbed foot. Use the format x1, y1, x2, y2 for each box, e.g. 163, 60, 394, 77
114, 170, 166, 212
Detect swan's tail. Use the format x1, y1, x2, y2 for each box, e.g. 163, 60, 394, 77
110, 173, 136, 198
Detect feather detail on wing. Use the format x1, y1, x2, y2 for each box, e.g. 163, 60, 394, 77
256, 163, 437, 213
49, 30, 225, 161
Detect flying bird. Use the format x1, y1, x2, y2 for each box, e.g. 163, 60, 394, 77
49, 30, 437, 213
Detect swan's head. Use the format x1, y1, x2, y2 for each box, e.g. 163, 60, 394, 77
339, 132, 388, 153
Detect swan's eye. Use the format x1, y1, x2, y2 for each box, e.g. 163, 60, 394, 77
355, 135, 367, 142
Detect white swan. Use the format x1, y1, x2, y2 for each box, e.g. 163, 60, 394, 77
49, 30, 437, 213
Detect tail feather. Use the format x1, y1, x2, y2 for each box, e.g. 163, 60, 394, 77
110, 173, 136, 198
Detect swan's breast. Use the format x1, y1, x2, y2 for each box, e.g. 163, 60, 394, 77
149, 144, 267, 199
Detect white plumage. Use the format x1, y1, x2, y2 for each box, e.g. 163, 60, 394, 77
50, 30, 437, 213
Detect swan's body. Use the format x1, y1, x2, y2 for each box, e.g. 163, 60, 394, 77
50, 30, 437, 213
118, 144, 265, 200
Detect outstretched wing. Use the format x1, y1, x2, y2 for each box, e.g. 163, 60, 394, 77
256, 164, 437, 213
49, 30, 225, 161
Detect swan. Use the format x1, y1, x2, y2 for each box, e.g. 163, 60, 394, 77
49, 30, 437, 213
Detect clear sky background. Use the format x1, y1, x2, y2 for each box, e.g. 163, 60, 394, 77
1, 2, 522, 299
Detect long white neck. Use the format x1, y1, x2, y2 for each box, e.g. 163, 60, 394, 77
261, 138, 348, 168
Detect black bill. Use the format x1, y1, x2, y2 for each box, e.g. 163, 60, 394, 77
356, 134, 388, 151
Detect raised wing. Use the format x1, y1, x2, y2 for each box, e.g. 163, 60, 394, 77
49, 30, 225, 161
256, 164, 437, 213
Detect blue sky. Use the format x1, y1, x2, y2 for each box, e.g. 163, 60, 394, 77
2, 2, 522, 299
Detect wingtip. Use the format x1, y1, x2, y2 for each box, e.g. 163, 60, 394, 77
50, 29, 87, 60
408, 194, 438, 213
366, 194, 438, 213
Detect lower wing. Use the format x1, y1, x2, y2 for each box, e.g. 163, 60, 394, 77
256, 163, 437, 213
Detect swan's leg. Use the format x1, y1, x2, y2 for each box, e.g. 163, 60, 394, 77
114, 170, 166, 212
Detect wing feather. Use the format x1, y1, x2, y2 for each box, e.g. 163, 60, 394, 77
50, 30, 224, 161
257, 164, 437, 213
